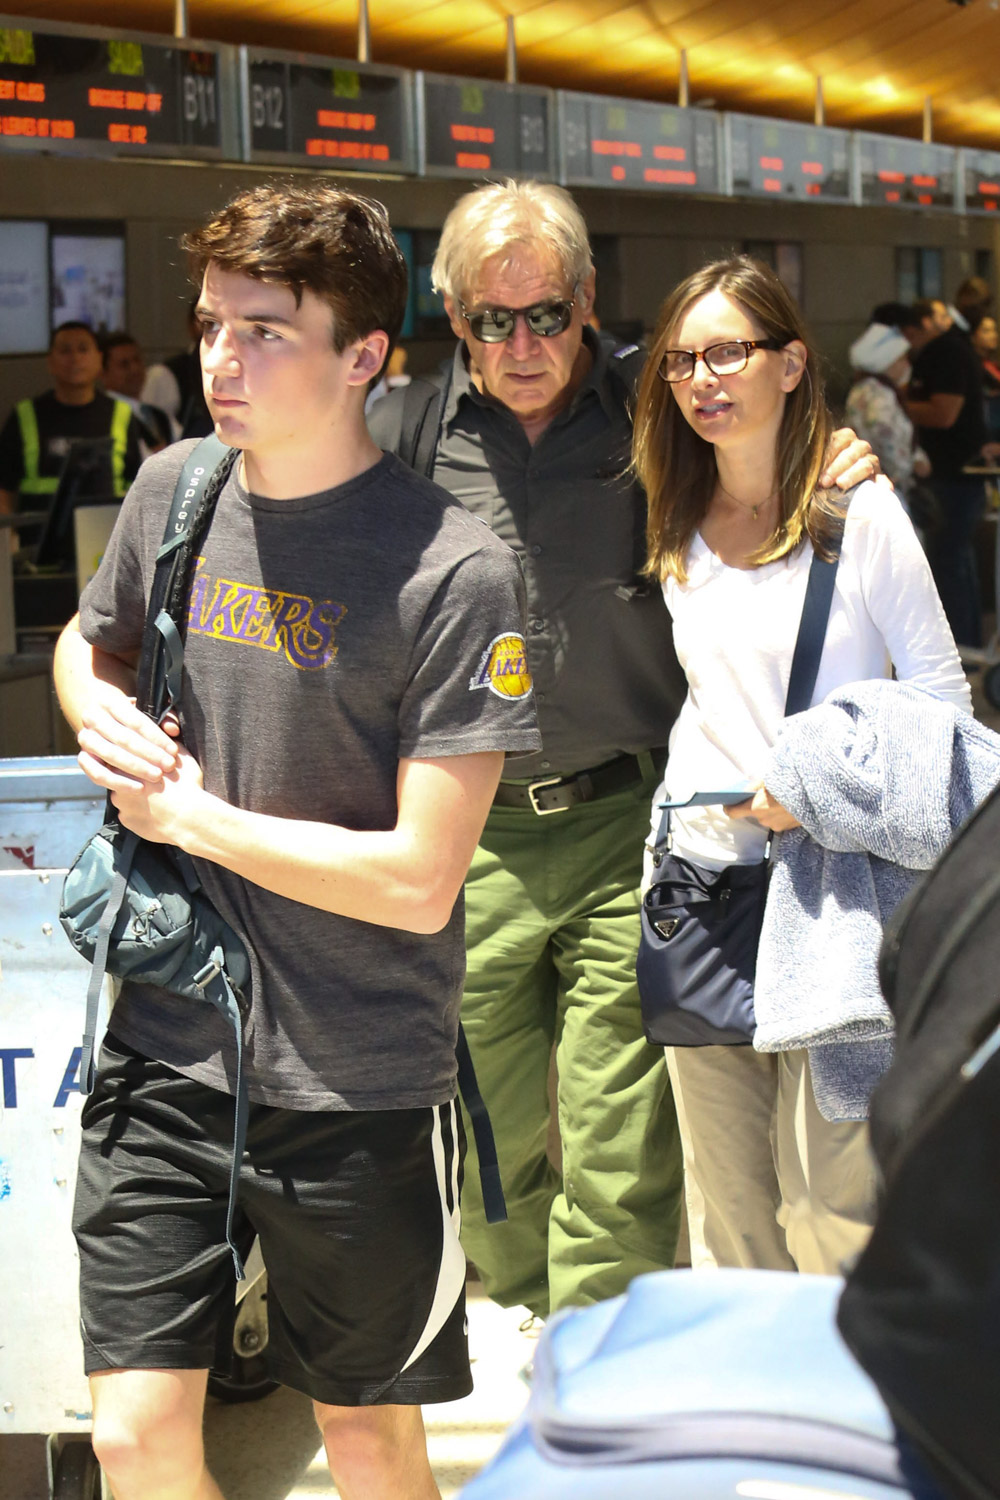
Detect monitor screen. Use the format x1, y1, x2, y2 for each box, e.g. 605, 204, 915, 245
0, 220, 49, 353
51, 231, 126, 335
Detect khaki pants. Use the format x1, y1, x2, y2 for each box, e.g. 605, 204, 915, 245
666, 1044, 876, 1275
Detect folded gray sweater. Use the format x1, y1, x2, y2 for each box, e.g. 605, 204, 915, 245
753, 682, 1000, 1090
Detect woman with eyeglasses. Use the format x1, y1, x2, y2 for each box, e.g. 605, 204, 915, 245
632, 256, 970, 1275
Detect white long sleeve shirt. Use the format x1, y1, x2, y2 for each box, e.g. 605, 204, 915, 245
653, 482, 971, 869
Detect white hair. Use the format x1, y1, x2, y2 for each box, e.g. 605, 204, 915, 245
431, 180, 594, 302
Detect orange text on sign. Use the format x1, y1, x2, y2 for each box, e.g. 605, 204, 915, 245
89, 89, 162, 112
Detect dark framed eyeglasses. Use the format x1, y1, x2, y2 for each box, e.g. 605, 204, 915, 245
459, 294, 578, 344
657, 337, 790, 383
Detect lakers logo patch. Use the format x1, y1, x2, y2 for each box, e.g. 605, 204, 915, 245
469, 633, 533, 699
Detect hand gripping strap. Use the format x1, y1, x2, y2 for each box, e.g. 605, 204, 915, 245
456, 1024, 507, 1224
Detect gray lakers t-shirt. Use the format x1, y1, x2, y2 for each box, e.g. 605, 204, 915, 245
79, 444, 540, 1109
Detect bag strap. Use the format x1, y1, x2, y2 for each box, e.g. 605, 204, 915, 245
193, 947, 249, 1279
783, 492, 854, 717
456, 1024, 507, 1223
607, 344, 655, 601
398, 365, 453, 479
135, 434, 233, 720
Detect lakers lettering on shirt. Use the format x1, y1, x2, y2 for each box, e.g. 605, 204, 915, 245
469, 633, 533, 699
188, 558, 347, 671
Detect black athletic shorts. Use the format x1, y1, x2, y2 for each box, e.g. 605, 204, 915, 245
73, 1033, 472, 1407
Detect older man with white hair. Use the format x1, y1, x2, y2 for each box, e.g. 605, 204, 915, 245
370, 182, 877, 1319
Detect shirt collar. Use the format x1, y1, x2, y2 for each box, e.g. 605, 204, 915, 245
444, 326, 623, 431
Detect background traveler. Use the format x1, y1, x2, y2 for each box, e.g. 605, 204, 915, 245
903, 297, 995, 648
142, 296, 214, 439
845, 321, 930, 518
101, 331, 176, 451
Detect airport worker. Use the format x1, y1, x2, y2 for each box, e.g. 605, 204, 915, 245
0, 321, 141, 517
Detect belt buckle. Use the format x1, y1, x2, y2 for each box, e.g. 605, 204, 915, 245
527, 776, 570, 815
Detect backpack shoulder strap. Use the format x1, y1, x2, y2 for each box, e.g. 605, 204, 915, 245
606, 342, 646, 418
135, 435, 233, 719
784, 487, 857, 717
607, 343, 653, 599
397, 362, 454, 479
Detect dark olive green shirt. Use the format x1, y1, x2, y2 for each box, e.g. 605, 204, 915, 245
369, 330, 686, 778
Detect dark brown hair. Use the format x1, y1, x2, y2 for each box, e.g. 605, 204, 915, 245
182, 183, 408, 360
912, 297, 944, 325
50, 321, 99, 352
633, 256, 837, 585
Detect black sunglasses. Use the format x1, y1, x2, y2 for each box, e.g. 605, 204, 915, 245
459, 294, 578, 344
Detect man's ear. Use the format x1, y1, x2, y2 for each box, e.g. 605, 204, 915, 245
577, 270, 597, 319
443, 296, 465, 341
347, 330, 391, 386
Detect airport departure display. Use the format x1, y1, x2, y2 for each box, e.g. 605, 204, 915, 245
419, 74, 553, 178
244, 49, 413, 170
558, 93, 720, 193
0, 20, 221, 155
728, 115, 850, 202
2, 14, 994, 229
857, 134, 955, 210
963, 148, 1000, 215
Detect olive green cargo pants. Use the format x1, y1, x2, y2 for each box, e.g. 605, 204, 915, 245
458, 763, 683, 1317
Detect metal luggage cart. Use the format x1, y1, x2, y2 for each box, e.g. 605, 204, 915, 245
0, 756, 273, 1499
0, 757, 106, 1498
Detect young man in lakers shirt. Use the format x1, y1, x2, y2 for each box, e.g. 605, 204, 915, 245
53, 183, 539, 1500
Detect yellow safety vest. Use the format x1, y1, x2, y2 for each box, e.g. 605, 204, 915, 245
15, 397, 132, 497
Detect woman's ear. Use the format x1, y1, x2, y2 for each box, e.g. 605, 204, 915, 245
781, 339, 808, 393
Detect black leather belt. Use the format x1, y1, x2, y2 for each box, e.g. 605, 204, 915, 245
493, 750, 666, 816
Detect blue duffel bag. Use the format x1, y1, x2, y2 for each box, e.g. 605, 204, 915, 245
462, 1269, 945, 1500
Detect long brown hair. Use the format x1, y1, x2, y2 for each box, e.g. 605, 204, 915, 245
634, 256, 838, 584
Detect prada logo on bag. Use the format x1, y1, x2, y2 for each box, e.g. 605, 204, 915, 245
653, 917, 680, 939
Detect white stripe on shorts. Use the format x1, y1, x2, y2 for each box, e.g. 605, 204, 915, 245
400, 1099, 466, 1372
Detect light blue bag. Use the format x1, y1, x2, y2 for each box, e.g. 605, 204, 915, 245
462, 1270, 945, 1500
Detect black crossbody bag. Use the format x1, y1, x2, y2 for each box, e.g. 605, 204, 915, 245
61, 438, 508, 1269
637, 508, 850, 1048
